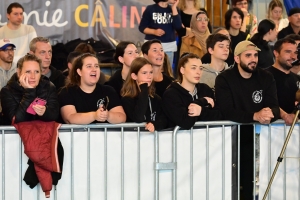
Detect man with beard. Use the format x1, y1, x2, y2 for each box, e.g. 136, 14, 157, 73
215, 40, 280, 200
266, 38, 299, 125
0, 39, 16, 90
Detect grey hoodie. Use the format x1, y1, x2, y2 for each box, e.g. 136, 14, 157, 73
200, 63, 230, 91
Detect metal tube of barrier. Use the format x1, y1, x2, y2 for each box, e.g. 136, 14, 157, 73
104, 128, 107, 200
137, 127, 141, 200
172, 126, 180, 200
222, 125, 225, 200
284, 124, 287, 199
71, 128, 74, 200
121, 127, 124, 200
206, 125, 209, 199
2, 130, 5, 200
155, 130, 159, 200
253, 125, 256, 200
190, 128, 193, 200
238, 125, 240, 199
268, 125, 271, 200
20, 136, 22, 200
87, 128, 91, 200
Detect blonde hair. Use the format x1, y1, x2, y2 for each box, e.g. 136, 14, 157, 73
178, 0, 201, 11
267, 0, 284, 19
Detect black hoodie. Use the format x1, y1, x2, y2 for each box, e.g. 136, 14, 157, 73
121, 83, 167, 130
162, 82, 222, 129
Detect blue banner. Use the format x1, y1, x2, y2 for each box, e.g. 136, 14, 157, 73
283, 0, 300, 15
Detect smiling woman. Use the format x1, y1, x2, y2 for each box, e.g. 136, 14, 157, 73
58, 53, 126, 124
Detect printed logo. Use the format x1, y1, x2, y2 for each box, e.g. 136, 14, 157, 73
152, 12, 172, 24
252, 90, 263, 103
97, 98, 106, 108
297, 81, 300, 89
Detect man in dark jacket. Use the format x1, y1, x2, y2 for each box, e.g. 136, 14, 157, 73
215, 41, 280, 200
29, 37, 66, 91
277, 7, 300, 39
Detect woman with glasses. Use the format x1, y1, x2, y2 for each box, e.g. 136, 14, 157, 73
180, 11, 210, 58
162, 53, 222, 129
58, 53, 126, 124
232, 0, 258, 38
105, 41, 139, 98
121, 57, 167, 132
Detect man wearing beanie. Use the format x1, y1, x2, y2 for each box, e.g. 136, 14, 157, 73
278, 7, 300, 39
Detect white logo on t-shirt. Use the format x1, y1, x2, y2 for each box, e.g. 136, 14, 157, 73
252, 90, 263, 103
97, 98, 105, 108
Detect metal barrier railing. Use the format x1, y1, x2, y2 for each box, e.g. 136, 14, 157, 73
1, 120, 299, 200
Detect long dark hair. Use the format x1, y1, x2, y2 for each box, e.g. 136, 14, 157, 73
121, 57, 155, 98
250, 19, 276, 47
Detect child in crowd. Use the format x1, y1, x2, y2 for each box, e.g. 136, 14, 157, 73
121, 57, 167, 132
162, 53, 222, 129
105, 41, 139, 98
139, 0, 182, 65
58, 53, 126, 124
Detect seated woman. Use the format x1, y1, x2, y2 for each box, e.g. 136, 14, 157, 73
162, 53, 222, 129
250, 19, 277, 69
58, 53, 126, 124
180, 11, 210, 58
121, 57, 167, 132
105, 41, 139, 98
1, 54, 59, 124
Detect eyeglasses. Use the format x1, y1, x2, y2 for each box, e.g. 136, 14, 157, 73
236, 1, 248, 6
0, 48, 15, 53
196, 17, 209, 22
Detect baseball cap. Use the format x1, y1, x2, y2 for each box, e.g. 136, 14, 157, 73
0, 39, 16, 50
234, 41, 261, 56
288, 7, 300, 17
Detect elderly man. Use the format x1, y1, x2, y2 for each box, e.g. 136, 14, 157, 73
215, 41, 280, 200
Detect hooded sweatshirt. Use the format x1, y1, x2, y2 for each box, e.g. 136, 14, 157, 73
162, 82, 222, 129
200, 63, 229, 91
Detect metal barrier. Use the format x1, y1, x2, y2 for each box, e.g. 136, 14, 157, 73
1, 120, 300, 200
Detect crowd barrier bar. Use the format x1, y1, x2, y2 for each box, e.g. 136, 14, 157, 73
1, 120, 298, 200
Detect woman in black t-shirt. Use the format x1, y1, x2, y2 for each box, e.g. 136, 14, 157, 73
58, 53, 126, 124
121, 57, 167, 132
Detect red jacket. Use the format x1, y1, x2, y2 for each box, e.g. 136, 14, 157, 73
13, 120, 61, 198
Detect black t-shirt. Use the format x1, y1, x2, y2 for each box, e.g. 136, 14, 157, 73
230, 31, 247, 53
267, 67, 300, 113
105, 69, 124, 98
154, 73, 174, 98
58, 84, 121, 123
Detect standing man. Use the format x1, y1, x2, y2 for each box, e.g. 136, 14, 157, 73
215, 41, 280, 200
0, 2, 37, 63
29, 37, 66, 91
266, 38, 299, 125
277, 7, 300, 39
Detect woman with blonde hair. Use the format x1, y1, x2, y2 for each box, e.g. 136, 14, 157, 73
267, 0, 288, 32
121, 57, 167, 132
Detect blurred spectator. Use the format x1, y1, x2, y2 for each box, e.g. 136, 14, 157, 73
0, 3, 37, 63
180, 11, 210, 57
29, 37, 66, 91
162, 53, 174, 78
62, 51, 81, 77
232, 0, 258, 38
139, 0, 182, 65
267, 0, 289, 32
225, 8, 248, 52
58, 53, 126, 124
105, 41, 139, 98
277, 7, 300, 39
250, 19, 277, 69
